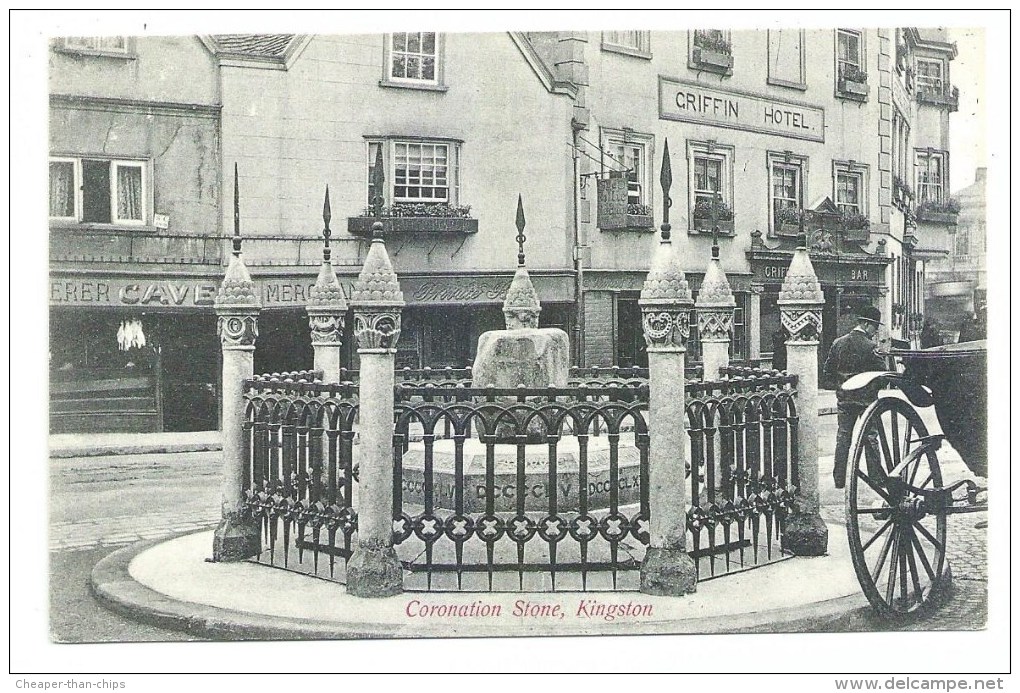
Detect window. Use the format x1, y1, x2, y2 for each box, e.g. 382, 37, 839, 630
601, 31, 651, 58
365, 138, 462, 208
48, 157, 146, 225
833, 161, 869, 217
62, 36, 129, 55
687, 140, 734, 232
601, 129, 654, 209
767, 29, 806, 89
767, 152, 806, 233
916, 58, 945, 93
836, 29, 863, 78
915, 150, 947, 205
386, 32, 441, 86
690, 29, 733, 73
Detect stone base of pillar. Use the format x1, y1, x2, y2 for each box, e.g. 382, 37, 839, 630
211, 512, 261, 562
640, 546, 697, 596
781, 512, 829, 556
346, 540, 403, 598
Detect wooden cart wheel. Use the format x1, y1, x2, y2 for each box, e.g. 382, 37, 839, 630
846, 396, 950, 619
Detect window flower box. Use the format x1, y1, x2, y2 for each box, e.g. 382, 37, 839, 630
916, 199, 960, 225
693, 47, 733, 71
623, 203, 654, 231
347, 203, 477, 237
691, 199, 734, 235
839, 212, 871, 243
837, 66, 869, 99
916, 85, 960, 112
773, 207, 803, 237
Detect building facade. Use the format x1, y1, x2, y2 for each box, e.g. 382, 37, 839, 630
48, 26, 959, 433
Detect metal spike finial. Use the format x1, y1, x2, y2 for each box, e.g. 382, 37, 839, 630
232, 162, 242, 257
658, 138, 672, 241
515, 194, 526, 266
322, 185, 332, 262
712, 229, 720, 259
371, 145, 385, 239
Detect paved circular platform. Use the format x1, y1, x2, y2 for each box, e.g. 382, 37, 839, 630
90, 523, 874, 640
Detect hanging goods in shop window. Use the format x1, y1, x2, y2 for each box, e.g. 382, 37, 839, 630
117, 318, 147, 351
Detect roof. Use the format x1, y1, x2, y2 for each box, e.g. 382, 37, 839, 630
210, 34, 296, 57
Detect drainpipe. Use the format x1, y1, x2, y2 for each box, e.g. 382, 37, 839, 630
572, 125, 585, 366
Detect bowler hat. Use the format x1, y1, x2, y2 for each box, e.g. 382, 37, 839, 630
857, 305, 882, 324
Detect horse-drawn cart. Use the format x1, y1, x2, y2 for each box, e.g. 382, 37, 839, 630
840, 340, 987, 618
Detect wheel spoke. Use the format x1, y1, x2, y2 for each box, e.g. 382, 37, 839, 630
911, 518, 946, 554
870, 521, 897, 584
905, 535, 925, 606
874, 416, 894, 475
884, 525, 901, 606
855, 507, 892, 515
899, 536, 909, 605
861, 517, 894, 552
855, 469, 894, 504
890, 411, 902, 470
908, 529, 937, 581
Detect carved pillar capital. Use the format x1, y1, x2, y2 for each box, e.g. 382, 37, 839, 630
640, 302, 692, 352
696, 306, 734, 342
307, 307, 345, 346
216, 307, 259, 351
353, 306, 402, 352
778, 302, 824, 345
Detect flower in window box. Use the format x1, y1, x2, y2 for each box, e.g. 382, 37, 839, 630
692, 31, 733, 71
773, 206, 804, 236
839, 211, 870, 242
916, 198, 960, 223
350, 202, 477, 236
838, 65, 870, 97
692, 199, 734, 234
625, 202, 653, 229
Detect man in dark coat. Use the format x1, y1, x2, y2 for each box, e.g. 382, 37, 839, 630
823, 305, 886, 489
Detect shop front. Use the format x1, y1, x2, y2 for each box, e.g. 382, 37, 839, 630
48, 270, 575, 434
747, 249, 892, 370
583, 270, 754, 369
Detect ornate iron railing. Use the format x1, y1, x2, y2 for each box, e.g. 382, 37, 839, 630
239, 369, 799, 591
686, 373, 799, 579
391, 384, 650, 592
241, 378, 360, 581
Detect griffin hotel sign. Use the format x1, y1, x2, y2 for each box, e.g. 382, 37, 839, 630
659, 77, 825, 142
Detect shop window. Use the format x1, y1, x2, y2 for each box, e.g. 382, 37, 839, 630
687, 140, 735, 235
383, 32, 445, 90
49, 157, 147, 225
767, 29, 806, 89
915, 150, 947, 205
767, 152, 807, 236
835, 29, 868, 99
601, 31, 651, 59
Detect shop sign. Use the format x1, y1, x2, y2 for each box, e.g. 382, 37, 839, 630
596, 176, 629, 230
49, 278, 220, 307
659, 77, 825, 142
756, 262, 881, 286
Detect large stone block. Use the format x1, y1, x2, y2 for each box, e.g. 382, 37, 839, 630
472, 328, 570, 388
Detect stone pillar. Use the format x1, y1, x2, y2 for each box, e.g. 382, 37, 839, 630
778, 235, 828, 556
749, 283, 764, 361
212, 244, 261, 561
346, 223, 404, 597
639, 139, 697, 596
307, 187, 348, 384
695, 240, 735, 381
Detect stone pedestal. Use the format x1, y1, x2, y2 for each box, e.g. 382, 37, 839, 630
212, 267, 261, 562
346, 233, 405, 597
777, 239, 827, 557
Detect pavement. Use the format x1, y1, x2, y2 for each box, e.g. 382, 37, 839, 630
50, 388, 987, 641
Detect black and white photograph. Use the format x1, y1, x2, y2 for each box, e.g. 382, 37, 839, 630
11, 8, 1010, 684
